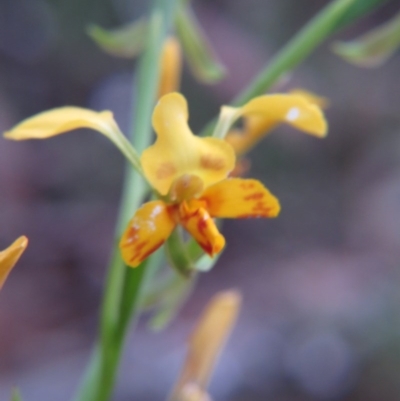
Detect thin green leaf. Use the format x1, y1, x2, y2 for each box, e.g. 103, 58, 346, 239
87, 19, 147, 58
333, 11, 400, 67
175, 4, 226, 83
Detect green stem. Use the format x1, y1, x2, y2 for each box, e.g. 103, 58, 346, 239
73, 1, 177, 400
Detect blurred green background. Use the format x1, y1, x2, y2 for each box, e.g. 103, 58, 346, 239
0, 0, 400, 400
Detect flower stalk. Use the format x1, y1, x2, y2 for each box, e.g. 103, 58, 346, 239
73, 0, 178, 400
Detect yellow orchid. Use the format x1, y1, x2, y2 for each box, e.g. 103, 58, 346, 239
0, 236, 28, 291
221, 90, 328, 155
119, 92, 280, 267
3, 89, 327, 269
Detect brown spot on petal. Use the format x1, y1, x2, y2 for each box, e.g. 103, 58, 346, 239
121, 226, 139, 248
156, 162, 176, 179
197, 216, 208, 234
129, 239, 164, 264
139, 240, 165, 262
130, 241, 147, 262
200, 155, 225, 171
244, 192, 264, 201
252, 201, 274, 215
197, 240, 213, 255
239, 182, 255, 190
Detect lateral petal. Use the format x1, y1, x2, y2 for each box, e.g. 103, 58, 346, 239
179, 201, 225, 257
201, 178, 280, 218
4, 106, 143, 172
221, 94, 327, 154
4, 106, 142, 174
141, 93, 235, 195
4, 107, 122, 141
120, 201, 176, 267
242, 94, 327, 136
0, 236, 28, 290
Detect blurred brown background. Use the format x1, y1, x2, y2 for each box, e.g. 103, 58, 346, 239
1, 0, 400, 400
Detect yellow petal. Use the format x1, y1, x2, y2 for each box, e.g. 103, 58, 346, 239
221, 94, 328, 154
141, 93, 235, 195
179, 201, 225, 257
242, 94, 328, 136
158, 36, 182, 98
120, 201, 176, 267
0, 236, 28, 290
201, 178, 280, 218
4, 107, 121, 141
169, 291, 241, 399
4, 107, 143, 172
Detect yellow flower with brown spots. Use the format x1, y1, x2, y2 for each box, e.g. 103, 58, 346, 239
119, 93, 280, 267
3, 90, 328, 269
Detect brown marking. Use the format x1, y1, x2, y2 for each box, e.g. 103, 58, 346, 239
130, 239, 164, 263
139, 240, 165, 261
239, 182, 255, 190
196, 216, 209, 236
130, 241, 147, 261
244, 192, 264, 201
236, 202, 275, 218
156, 162, 176, 179
252, 201, 273, 215
121, 227, 139, 248
198, 240, 212, 255
200, 155, 225, 171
